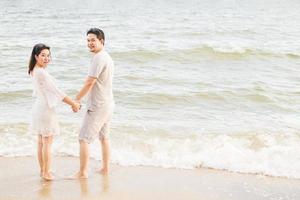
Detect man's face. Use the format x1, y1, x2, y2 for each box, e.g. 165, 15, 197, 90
87, 33, 103, 53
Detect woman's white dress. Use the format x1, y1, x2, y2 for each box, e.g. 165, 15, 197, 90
29, 67, 66, 136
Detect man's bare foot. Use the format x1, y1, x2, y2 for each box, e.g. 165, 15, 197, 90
43, 172, 55, 181
98, 168, 109, 175
72, 171, 88, 179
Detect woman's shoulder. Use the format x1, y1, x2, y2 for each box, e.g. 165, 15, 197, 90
33, 67, 47, 76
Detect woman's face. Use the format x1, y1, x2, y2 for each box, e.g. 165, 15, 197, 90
35, 49, 50, 67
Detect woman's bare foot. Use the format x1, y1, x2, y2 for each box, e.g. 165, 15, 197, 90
43, 172, 55, 181
40, 171, 44, 177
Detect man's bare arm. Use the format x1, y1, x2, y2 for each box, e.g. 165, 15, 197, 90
75, 76, 97, 101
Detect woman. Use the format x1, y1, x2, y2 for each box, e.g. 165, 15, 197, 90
28, 43, 80, 181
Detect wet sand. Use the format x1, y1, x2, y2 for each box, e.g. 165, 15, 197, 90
0, 156, 299, 200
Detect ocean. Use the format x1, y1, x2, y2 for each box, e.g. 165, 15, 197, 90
0, 0, 300, 179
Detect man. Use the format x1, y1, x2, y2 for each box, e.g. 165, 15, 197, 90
75, 28, 114, 178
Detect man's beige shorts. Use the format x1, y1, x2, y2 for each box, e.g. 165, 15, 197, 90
79, 106, 112, 143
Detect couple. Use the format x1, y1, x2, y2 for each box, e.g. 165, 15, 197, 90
28, 28, 114, 181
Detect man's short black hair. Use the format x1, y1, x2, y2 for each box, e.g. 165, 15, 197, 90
87, 28, 105, 42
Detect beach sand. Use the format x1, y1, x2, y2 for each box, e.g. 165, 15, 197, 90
0, 157, 299, 200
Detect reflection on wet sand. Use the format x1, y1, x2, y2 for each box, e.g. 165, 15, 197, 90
78, 174, 110, 198
79, 179, 89, 198
38, 180, 53, 198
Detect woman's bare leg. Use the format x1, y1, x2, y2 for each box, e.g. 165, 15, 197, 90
42, 135, 54, 181
37, 135, 43, 176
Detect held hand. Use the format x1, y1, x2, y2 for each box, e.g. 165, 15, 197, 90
75, 99, 82, 111
72, 102, 81, 113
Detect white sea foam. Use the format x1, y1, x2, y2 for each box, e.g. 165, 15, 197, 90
1, 124, 300, 179
107, 132, 300, 179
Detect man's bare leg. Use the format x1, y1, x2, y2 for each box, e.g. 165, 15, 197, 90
75, 140, 89, 179
99, 138, 110, 175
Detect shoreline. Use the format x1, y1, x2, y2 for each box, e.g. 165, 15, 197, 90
0, 156, 300, 200
1, 155, 298, 181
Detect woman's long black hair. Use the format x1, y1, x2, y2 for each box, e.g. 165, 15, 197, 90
28, 43, 50, 75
